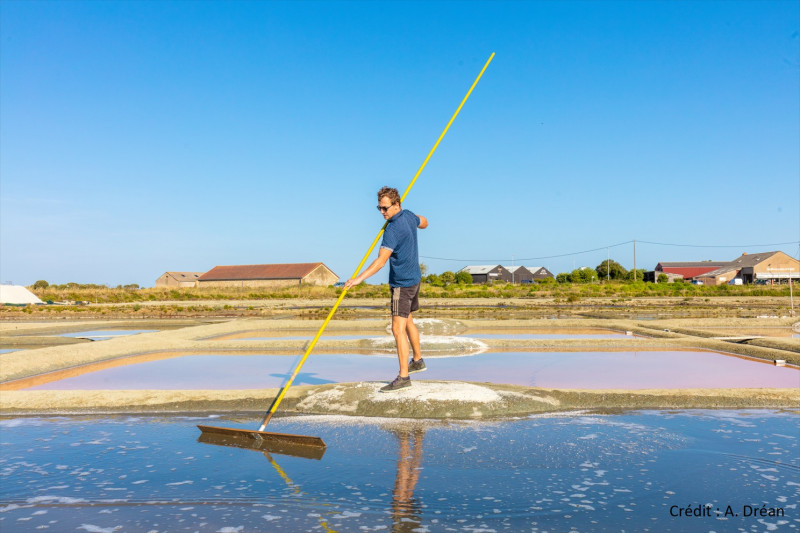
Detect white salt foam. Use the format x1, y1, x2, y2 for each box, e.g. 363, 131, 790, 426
368, 381, 501, 403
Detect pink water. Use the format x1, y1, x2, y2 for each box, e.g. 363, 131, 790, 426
24, 350, 799, 390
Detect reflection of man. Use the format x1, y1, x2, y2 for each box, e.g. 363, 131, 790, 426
345, 186, 428, 392
391, 427, 425, 532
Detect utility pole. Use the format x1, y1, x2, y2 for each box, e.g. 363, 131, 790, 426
607, 247, 610, 281
633, 240, 637, 282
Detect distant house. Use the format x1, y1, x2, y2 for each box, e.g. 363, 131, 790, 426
155, 272, 203, 288
525, 266, 555, 280
644, 271, 684, 283
505, 266, 533, 283
696, 251, 799, 285
503, 266, 554, 283
197, 263, 339, 288
655, 261, 729, 281
458, 265, 513, 284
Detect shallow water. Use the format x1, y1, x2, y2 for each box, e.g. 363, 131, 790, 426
0, 410, 797, 532
460, 333, 635, 340
238, 334, 384, 341
691, 327, 799, 339
221, 328, 637, 341
24, 350, 800, 390
462, 327, 638, 340
58, 330, 157, 340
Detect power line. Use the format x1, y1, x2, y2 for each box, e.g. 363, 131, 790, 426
637, 240, 800, 248
421, 241, 633, 263
420, 240, 800, 263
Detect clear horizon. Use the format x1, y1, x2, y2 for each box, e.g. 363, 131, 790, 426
2, 1, 798, 287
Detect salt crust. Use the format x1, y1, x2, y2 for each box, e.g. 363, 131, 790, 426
384, 318, 463, 335
366, 381, 502, 402
368, 335, 488, 355
300, 381, 503, 406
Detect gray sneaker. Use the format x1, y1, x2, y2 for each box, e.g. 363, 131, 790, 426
380, 375, 411, 393
408, 358, 426, 374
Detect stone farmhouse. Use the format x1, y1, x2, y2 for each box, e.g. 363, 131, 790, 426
695, 251, 799, 286
197, 263, 338, 288
155, 272, 203, 288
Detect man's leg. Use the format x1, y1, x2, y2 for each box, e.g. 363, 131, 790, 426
392, 315, 410, 377
406, 312, 422, 362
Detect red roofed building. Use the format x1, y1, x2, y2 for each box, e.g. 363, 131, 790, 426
655, 261, 729, 281
198, 263, 338, 288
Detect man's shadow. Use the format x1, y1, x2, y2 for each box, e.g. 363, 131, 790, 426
389, 426, 426, 532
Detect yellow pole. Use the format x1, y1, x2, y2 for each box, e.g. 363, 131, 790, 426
258, 53, 495, 431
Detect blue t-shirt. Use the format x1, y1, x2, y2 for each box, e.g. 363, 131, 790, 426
381, 209, 421, 288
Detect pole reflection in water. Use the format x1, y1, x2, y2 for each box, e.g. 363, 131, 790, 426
262, 451, 338, 533
390, 426, 425, 533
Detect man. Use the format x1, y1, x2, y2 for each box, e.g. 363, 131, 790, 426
344, 186, 428, 392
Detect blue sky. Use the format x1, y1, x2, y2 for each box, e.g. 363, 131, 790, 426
2, 0, 798, 287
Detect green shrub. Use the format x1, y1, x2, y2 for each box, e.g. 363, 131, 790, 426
595, 259, 628, 280
455, 271, 472, 284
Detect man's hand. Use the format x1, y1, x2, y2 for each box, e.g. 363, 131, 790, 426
344, 247, 392, 291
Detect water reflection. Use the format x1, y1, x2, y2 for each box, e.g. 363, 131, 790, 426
262, 452, 338, 532
391, 427, 425, 532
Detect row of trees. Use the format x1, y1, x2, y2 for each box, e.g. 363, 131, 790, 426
423, 271, 472, 287
420, 260, 650, 286
557, 260, 647, 283
32, 280, 140, 291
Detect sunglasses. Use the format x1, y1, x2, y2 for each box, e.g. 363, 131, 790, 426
376, 204, 396, 212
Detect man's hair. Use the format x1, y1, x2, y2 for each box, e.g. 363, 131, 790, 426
377, 186, 401, 206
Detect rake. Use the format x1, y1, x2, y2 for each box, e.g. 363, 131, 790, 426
198, 53, 494, 458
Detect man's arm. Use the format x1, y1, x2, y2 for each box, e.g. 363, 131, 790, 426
344, 247, 393, 289
418, 215, 428, 229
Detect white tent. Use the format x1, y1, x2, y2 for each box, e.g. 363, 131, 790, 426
0, 285, 43, 305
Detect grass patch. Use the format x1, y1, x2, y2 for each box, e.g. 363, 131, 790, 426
20, 280, 797, 305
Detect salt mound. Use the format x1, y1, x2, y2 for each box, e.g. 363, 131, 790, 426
384, 318, 465, 336
366, 381, 501, 403
367, 335, 487, 356
296, 381, 503, 413
0, 285, 43, 305
294, 381, 561, 419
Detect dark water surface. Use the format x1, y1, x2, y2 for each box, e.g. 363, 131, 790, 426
1, 410, 798, 532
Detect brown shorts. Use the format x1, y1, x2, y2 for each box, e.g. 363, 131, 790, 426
391, 284, 420, 318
